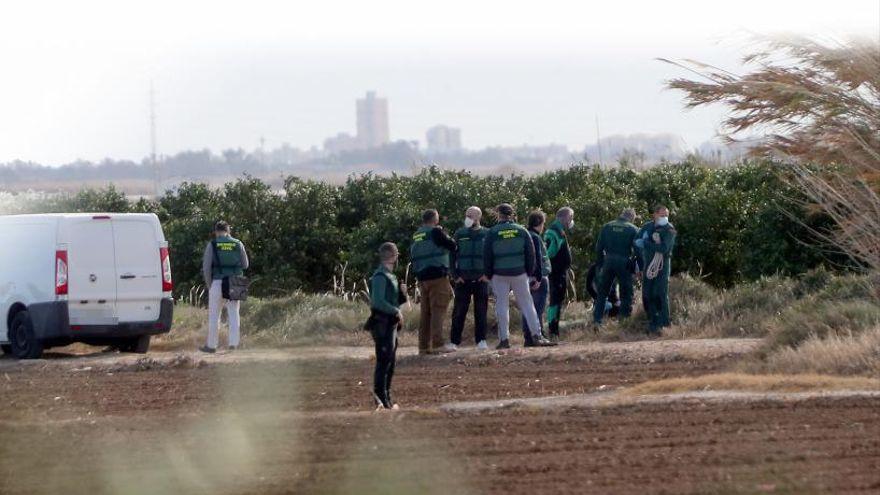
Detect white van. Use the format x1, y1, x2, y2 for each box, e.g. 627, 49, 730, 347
0, 213, 173, 359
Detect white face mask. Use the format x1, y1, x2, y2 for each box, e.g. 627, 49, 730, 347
568, 219, 575, 229
656, 216, 669, 227
464, 217, 475, 228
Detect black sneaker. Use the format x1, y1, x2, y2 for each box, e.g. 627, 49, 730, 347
496, 339, 510, 350
534, 336, 557, 347
227, 345, 237, 352
199, 345, 216, 354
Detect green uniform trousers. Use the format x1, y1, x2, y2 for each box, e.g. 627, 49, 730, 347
593, 255, 634, 323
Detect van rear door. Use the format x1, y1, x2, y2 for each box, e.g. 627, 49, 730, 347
112, 217, 162, 322
67, 217, 118, 325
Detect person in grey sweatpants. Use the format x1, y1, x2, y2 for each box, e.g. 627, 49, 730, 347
483, 204, 556, 349
200, 221, 250, 353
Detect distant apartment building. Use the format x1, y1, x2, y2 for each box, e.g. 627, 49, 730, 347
323, 132, 361, 155
426, 125, 462, 153
356, 91, 390, 149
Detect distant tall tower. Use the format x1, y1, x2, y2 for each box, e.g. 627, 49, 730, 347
356, 91, 389, 149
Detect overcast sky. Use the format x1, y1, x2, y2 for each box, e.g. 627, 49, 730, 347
0, 0, 877, 165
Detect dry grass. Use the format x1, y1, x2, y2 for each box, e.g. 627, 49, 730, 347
625, 372, 880, 396
748, 327, 880, 376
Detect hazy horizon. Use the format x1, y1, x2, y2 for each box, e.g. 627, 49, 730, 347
1, 0, 876, 166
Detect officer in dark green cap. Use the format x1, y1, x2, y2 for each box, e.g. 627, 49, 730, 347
593, 208, 639, 325
636, 205, 676, 335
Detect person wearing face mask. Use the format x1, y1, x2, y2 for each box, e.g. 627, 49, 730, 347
366, 242, 407, 410
544, 207, 575, 342
447, 206, 490, 351
636, 205, 676, 335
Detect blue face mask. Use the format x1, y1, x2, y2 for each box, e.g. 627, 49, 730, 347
656, 216, 669, 227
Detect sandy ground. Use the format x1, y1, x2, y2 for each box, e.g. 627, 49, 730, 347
0, 339, 878, 494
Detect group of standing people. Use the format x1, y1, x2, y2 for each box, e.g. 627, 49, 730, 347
366, 202, 676, 409
190, 209, 675, 412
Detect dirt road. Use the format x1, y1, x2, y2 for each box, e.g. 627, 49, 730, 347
1, 339, 877, 494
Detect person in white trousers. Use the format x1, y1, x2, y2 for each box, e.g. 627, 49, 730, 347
200, 221, 249, 353
483, 203, 556, 349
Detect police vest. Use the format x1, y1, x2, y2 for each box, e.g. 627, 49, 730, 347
410, 226, 450, 273
454, 226, 487, 275
490, 222, 528, 272
211, 236, 244, 279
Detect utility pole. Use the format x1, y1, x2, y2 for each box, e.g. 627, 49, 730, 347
150, 82, 160, 198
595, 115, 603, 167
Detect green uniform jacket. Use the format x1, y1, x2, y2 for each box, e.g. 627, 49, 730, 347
483, 221, 535, 277
410, 225, 451, 274
452, 226, 487, 280
370, 264, 401, 316
211, 235, 245, 279
595, 218, 639, 263
544, 220, 572, 275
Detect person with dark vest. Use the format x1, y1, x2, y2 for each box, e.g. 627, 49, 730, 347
544, 207, 574, 342
483, 203, 555, 349
448, 206, 490, 351
593, 208, 639, 326
521, 210, 551, 346
410, 209, 457, 355
200, 221, 249, 353
366, 242, 407, 410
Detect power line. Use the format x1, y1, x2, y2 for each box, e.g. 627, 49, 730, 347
150, 82, 160, 198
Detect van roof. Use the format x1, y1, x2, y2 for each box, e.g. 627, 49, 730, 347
0, 213, 159, 220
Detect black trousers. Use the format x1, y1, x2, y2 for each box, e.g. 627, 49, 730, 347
547, 272, 568, 336
450, 279, 489, 345
371, 317, 399, 408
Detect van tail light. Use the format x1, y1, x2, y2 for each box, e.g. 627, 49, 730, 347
160, 247, 173, 292
55, 250, 69, 296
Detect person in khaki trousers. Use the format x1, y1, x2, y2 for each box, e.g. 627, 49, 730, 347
410, 209, 457, 355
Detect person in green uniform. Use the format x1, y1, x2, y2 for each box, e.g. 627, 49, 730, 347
593, 208, 639, 325
367, 242, 407, 409
410, 209, 457, 355
448, 206, 490, 350
200, 221, 249, 353
544, 207, 574, 342
636, 205, 676, 335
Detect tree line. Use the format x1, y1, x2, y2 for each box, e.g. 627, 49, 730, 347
14, 161, 840, 299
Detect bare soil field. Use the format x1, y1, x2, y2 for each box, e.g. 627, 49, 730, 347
1, 340, 878, 494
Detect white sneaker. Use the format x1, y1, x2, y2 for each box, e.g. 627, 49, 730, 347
443, 343, 459, 352
476, 340, 489, 350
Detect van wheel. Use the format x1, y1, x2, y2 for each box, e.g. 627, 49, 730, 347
120, 335, 151, 354
9, 311, 43, 359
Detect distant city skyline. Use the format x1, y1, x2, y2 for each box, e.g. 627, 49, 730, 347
0, 0, 875, 166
